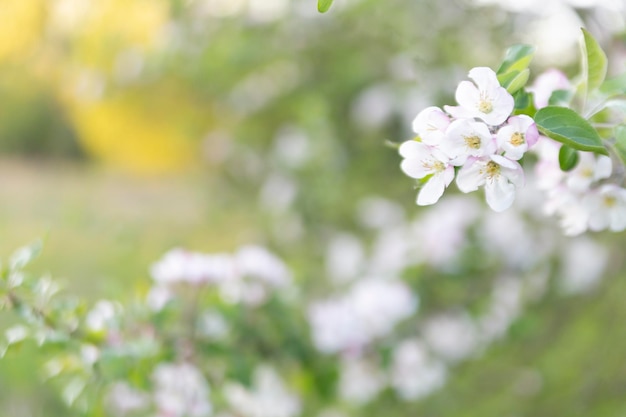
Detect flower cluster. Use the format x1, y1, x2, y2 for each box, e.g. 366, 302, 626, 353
535, 139, 626, 234
148, 245, 292, 309
400, 67, 538, 212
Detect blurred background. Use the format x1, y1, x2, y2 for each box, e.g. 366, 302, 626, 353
0, 0, 625, 415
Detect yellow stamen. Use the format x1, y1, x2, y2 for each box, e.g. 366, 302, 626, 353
485, 161, 500, 178
510, 132, 525, 146
464, 135, 482, 149
478, 99, 493, 114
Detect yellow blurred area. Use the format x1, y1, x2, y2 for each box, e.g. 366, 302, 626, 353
61, 0, 170, 66
0, 0, 215, 174
0, 0, 44, 60
65, 82, 211, 174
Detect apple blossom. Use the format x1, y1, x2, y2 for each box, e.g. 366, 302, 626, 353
527, 69, 571, 109
583, 184, 626, 232
496, 115, 539, 160
399, 140, 455, 205
442, 119, 496, 165
456, 155, 525, 212
444, 67, 514, 126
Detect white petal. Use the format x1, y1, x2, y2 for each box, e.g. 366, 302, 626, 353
468, 67, 500, 92
595, 156, 613, 181
456, 160, 485, 193
401, 158, 431, 179
399, 140, 422, 159
417, 174, 447, 206
485, 176, 515, 212
454, 81, 480, 110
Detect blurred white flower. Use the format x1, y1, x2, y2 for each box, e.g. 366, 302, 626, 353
390, 339, 447, 400
325, 233, 365, 284
559, 237, 608, 294
422, 313, 478, 362
308, 278, 417, 354
151, 249, 235, 286
86, 300, 119, 332
224, 366, 300, 417
356, 196, 406, 230
338, 357, 386, 405
153, 362, 212, 417
106, 382, 150, 416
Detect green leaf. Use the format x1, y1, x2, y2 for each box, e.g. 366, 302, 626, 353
548, 89, 574, 107
581, 28, 608, 92
497, 44, 535, 75
612, 125, 626, 166
558, 145, 579, 171
318, 0, 333, 12
513, 90, 536, 116
534, 106, 607, 154
505, 69, 530, 94
599, 73, 626, 96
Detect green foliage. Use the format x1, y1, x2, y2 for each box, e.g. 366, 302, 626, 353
558, 145, 579, 171
535, 106, 607, 154
612, 125, 626, 167
581, 28, 608, 93
496, 44, 535, 75
599, 73, 626, 96
318, 0, 334, 13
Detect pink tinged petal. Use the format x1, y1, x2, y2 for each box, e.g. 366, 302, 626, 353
485, 175, 516, 212
417, 173, 447, 206
529, 69, 571, 109
456, 159, 485, 193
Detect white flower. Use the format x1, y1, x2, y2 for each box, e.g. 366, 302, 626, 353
86, 300, 119, 332
308, 278, 417, 354
399, 140, 455, 205
456, 155, 525, 212
151, 249, 235, 286
441, 119, 496, 165
444, 67, 514, 126
496, 115, 539, 160
390, 339, 447, 401
106, 382, 150, 416
223, 366, 300, 417
411, 106, 450, 145
422, 313, 478, 362
583, 184, 626, 232
338, 357, 386, 405
566, 153, 612, 192
152, 362, 212, 417
544, 186, 590, 236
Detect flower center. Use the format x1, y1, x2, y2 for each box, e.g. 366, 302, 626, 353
478, 99, 493, 114
464, 135, 482, 149
432, 161, 445, 172
510, 132, 525, 146
604, 195, 617, 207
485, 161, 500, 178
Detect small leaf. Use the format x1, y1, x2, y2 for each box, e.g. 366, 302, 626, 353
558, 145, 579, 171
548, 89, 574, 107
581, 28, 608, 92
318, 0, 333, 12
535, 106, 607, 154
497, 44, 535, 75
599, 73, 626, 96
505, 69, 530, 94
513, 90, 536, 116
613, 125, 626, 167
